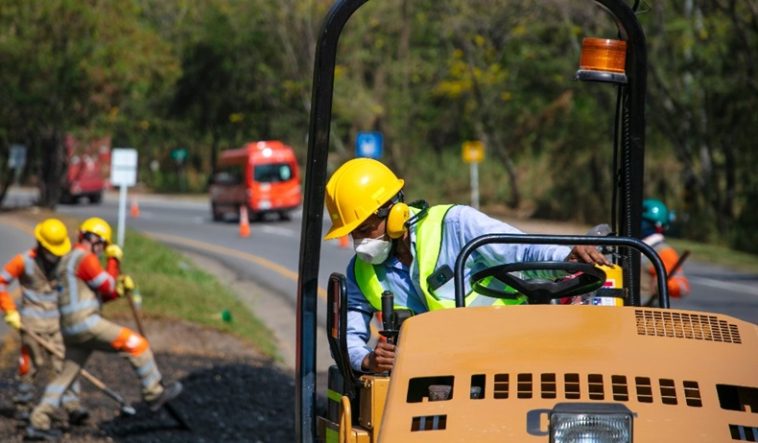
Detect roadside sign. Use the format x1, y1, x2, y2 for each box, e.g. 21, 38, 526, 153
355, 132, 383, 159
111, 148, 138, 187
8, 144, 27, 169
462, 141, 485, 164
171, 147, 188, 164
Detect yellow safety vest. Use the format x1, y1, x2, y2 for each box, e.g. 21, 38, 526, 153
353, 204, 524, 312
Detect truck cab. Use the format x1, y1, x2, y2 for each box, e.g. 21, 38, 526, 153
209, 140, 302, 221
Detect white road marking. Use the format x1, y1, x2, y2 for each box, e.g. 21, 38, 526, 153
690, 276, 758, 297
258, 225, 297, 237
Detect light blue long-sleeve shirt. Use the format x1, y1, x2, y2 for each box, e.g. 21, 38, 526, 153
344, 205, 571, 371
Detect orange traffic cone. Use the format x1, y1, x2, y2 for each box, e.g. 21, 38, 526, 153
338, 235, 350, 249
130, 197, 140, 218
239, 206, 251, 238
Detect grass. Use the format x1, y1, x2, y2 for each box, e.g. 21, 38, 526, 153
102, 230, 280, 360
668, 238, 758, 274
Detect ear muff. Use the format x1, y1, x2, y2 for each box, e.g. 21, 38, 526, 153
386, 202, 410, 239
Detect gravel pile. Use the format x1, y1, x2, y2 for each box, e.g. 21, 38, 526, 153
0, 319, 297, 442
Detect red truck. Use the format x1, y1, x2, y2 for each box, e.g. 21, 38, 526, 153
60, 134, 111, 204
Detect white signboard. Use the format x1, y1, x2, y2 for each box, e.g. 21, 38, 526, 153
9, 144, 27, 169
110, 148, 138, 187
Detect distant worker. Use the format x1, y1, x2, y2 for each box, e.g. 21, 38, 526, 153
27, 217, 183, 440
323, 158, 609, 373
640, 198, 690, 302
0, 218, 88, 424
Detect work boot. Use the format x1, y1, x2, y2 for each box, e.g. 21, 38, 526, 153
67, 408, 90, 426
24, 425, 62, 441
148, 381, 183, 412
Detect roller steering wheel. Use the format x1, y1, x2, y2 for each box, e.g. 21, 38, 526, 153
470, 261, 607, 305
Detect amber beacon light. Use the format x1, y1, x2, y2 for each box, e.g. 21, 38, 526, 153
576, 37, 628, 84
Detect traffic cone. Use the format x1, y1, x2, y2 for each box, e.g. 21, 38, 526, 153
338, 235, 350, 249
130, 197, 140, 218
239, 206, 251, 238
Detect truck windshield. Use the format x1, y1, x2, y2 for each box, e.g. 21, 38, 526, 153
254, 163, 293, 183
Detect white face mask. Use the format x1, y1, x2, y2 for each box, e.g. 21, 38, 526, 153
354, 234, 392, 264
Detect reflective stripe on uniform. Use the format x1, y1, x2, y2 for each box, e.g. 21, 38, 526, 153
22, 253, 36, 277
88, 271, 114, 290
61, 249, 85, 311
137, 361, 161, 388
59, 299, 99, 316
40, 385, 66, 407
20, 307, 60, 318
0, 269, 12, 282
62, 314, 101, 336
22, 289, 58, 304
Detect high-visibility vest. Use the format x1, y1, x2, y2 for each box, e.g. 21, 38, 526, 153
354, 204, 524, 312
57, 248, 103, 337
2, 250, 61, 332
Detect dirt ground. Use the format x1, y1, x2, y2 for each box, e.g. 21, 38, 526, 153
0, 317, 296, 442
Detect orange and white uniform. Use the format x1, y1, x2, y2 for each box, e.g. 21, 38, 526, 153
30, 244, 165, 430
641, 233, 691, 299
0, 250, 82, 414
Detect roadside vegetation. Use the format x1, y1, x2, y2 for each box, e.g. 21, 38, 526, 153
669, 238, 758, 274
106, 230, 280, 360
0, 0, 755, 255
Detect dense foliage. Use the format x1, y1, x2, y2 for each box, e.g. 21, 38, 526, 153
0, 0, 755, 251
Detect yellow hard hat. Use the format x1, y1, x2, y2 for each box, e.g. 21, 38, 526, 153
324, 158, 404, 240
34, 218, 71, 257
79, 217, 112, 245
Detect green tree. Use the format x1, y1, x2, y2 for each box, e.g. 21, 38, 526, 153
0, 0, 177, 207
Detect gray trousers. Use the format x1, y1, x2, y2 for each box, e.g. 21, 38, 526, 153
16, 329, 81, 413
30, 317, 163, 429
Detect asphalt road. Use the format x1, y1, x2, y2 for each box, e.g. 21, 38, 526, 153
2, 188, 757, 348
0, 219, 36, 338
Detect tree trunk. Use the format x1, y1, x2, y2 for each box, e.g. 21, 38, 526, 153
37, 131, 66, 209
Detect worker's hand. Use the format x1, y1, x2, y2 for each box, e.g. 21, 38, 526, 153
566, 245, 611, 266
4, 310, 21, 330
362, 341, 396, 373
116, 274, 135, 297
105, 244, 124, 262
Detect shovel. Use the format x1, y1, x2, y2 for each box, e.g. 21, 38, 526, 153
20, 326, 137, 416
123, 285, 191, 431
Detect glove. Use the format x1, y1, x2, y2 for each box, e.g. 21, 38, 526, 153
105, 244, 124, 261
4, 310, 21, 330
116, 274, 135, 297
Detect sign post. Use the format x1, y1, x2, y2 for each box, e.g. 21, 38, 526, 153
9, 144, 27, 184
462, 141, 485, 210
355, 132, 383, 159
110, 148, 138, 247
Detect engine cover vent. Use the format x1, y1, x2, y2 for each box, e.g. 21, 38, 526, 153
635, 309, 742, 344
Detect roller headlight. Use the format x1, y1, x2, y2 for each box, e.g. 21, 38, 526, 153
550, 403, 633, 443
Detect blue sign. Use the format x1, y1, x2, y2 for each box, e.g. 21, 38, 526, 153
355, 132, 383, 159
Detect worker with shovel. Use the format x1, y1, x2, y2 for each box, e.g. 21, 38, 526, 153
0, 218, 89, 425
27, 217, 183, 440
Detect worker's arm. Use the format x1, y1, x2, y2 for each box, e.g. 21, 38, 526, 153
0, 254, 25, 313
345, 267, 379, 372
450, 206, 573, 264
76, 253, 120, 301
